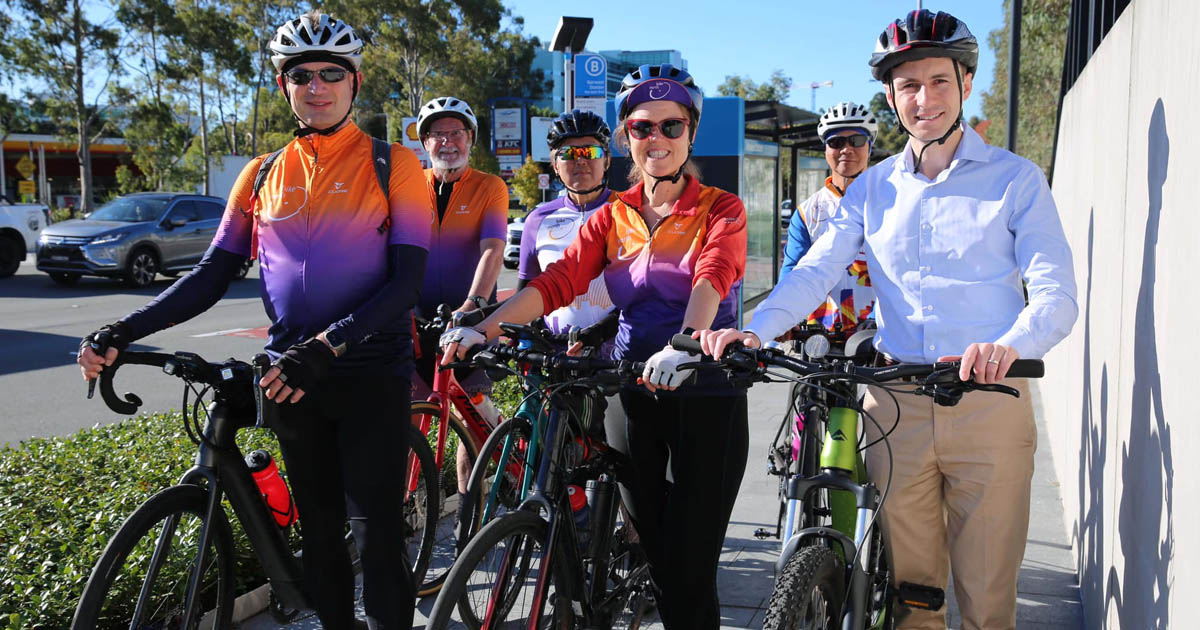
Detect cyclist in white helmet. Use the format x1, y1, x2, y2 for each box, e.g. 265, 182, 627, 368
780, 102, 878, 337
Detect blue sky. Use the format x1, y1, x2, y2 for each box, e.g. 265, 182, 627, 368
503, 0, 1006, 120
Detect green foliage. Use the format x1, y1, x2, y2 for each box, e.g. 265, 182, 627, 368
469, 145, 502, 176
509, 156, 545, 210
0, 412, 289, 628
980, 0, 1069, 175
717, 69, 792, 102
868, 92, 907, 156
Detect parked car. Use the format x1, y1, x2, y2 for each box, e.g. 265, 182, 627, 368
0, 202, 50, 278
503, 217, 525, 270
780, 199, 794, 229
36, 192, 251, 288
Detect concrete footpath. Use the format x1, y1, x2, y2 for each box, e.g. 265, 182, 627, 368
242, 380, 1083, 629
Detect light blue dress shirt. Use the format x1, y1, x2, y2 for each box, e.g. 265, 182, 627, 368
747, 125, 1078, 362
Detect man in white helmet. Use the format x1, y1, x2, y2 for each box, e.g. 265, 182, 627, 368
80, 10, 432, 629
780, 102, 878, 337
412, 96, 509, 552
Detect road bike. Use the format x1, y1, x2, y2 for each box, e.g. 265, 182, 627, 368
669, 334, 1044, 630
427, 325, 654, 629
70, 350, 439, 629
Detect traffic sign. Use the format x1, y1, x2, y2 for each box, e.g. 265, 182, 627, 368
16, 155, 35, 180
17, 180, 35, 195
573, 53, 607, 99
538, 173, 550, 190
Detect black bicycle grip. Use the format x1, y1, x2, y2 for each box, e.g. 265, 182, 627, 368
669, 333, 703, 355
1004, 359, 1044, 379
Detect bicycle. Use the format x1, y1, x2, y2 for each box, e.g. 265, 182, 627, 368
668, 333, 1044, 630
411, 303, 506, 594
71, 350, 440, 629
460, 313, 620, 541
427, 325, 654, 629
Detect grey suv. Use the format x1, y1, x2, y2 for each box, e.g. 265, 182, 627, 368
36, 192, 250, 288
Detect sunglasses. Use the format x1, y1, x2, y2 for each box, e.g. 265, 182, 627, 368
425, 128, 469, 142
284, 68, 349, 85
825, 135, 869, 150
625, 118, 689, 140
555, 145, 606, 161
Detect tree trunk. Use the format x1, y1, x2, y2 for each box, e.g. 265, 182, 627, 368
73, 0, 93, 215
199, 71, 210, 195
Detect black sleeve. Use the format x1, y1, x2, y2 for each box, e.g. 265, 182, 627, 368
327, 244, 427, 349
119, 245, 245, 340
516, 277, 529, 291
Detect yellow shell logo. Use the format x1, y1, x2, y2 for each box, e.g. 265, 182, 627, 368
405, 121, 420, 142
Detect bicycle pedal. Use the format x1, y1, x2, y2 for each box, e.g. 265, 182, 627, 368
753, 527, 776, 539
896, 581, 945, 611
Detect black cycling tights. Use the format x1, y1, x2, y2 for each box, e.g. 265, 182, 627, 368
605, 391, 749, 630
272, 370, 415, 630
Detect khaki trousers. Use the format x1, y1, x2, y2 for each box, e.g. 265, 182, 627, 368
863, 380, 1035, 630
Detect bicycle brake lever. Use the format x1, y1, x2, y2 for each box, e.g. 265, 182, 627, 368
971, 383, 1021, 398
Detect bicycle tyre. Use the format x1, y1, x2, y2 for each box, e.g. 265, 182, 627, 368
762, 545, 845, 630
607, 522, 654, 630
411, 399, 483, 595
404, 422, 440, 589
427, 510, 574, 629
462, 415, 534, 541
71, 484, 235, 630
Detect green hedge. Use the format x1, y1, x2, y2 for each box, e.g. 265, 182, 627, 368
1, 380, 525, 628
0, 413, 285, 629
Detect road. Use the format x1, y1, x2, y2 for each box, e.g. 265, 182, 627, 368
0, 255, 519, 448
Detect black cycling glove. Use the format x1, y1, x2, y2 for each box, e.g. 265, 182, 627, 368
270, 337, 336, 392
80, 322, 133, 358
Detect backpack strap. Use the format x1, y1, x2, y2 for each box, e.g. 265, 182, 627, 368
370, 137, 393, 234
246, 147, 285, 261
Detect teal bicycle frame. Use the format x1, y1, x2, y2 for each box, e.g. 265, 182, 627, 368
478, 371, 547, 525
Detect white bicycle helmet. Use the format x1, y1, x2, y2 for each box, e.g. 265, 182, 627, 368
269, 12, 363, 71
817, 102, 879, 143
417, 97, 479, 145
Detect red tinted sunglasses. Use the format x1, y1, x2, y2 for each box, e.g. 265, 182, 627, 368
625, 118, 689, 140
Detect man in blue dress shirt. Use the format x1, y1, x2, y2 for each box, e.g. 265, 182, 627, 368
701, 9, 1078, 629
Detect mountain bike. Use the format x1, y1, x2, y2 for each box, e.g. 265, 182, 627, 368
70, 350, 439, 629
669, 334, 1044, 630
427, 325, 654, 629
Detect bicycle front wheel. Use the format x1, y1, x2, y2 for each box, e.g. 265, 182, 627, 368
404, 422, 441, 588
428, 510, 574, 630
72, 484, 235, 630
463, 416, 534, 541
762, 545, 845, 630
411, 399, 483, 595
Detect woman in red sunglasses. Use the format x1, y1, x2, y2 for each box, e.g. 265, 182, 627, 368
440, 63, 747, 629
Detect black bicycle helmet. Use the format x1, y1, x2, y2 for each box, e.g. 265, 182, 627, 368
869, 9, 978, 81
547, 109, 612, 149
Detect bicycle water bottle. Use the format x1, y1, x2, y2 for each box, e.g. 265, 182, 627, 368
246, 450, 297, 527
567, 485, 590, 555
469, 392, 502, 429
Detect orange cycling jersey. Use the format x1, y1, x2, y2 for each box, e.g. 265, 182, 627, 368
213, 123, 432, 361
420, 166, 508, 314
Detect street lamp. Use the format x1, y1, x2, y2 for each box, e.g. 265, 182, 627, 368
548, 17, 593, 111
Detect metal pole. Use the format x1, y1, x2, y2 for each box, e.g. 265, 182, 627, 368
1007, 0, 1022, 153
564, 48, 574, 111
0, 141, 7, 201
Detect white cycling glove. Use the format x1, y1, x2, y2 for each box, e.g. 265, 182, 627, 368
642, 345, 698, 390
439, 327, 486, 355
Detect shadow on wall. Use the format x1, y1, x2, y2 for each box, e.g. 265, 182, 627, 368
1075, 211, 1108, 628
1101, 98, 1174, 629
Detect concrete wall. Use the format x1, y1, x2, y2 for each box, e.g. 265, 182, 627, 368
1045, 1, 1199, 627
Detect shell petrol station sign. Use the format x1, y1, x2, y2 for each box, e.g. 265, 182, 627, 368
401, 117, 430, 168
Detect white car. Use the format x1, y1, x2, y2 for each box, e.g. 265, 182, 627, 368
0, 202, 50, 278
503, 217, 524, 270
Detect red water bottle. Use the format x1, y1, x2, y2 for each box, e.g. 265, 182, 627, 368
246, 450, 297, 527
